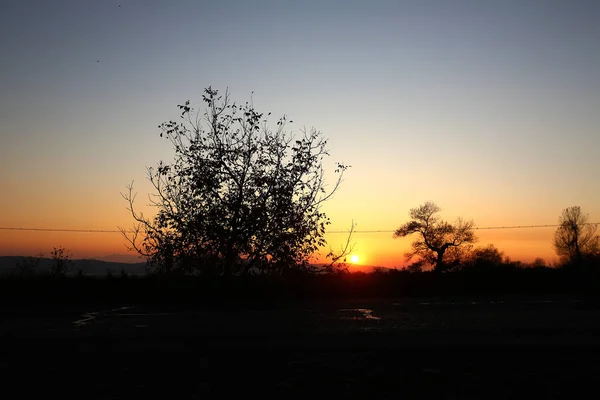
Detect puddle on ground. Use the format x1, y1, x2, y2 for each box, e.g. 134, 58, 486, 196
73, 306, 133, 328
338, 308, 381, 321
73, 312, 99, 327
114, 313, 171, 317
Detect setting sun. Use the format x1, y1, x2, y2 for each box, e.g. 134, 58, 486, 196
350, 255, 360, 264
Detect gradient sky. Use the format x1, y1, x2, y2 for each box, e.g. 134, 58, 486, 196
1, 0, 599, 268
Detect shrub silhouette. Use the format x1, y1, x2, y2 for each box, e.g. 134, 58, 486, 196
49, 246, 72, 277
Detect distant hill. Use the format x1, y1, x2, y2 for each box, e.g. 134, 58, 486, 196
0, 256, 147, 277
0, 256, 397, 277
347, 265, 396, 273
95, 253, 148, 264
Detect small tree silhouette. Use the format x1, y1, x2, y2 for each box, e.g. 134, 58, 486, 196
49, 246, 72, 277
466, 245, 505, 269
393, 202, 476, 272
404, 260, 425, 273
15, 252, 44, 277
531, 257, 547, 268
553, 206, 599, 266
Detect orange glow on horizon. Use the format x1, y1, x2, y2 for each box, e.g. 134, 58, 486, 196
0, 223, 564, 267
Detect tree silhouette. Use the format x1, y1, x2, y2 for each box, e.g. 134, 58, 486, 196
393, 202, 476, 272
15, 252, 44, 277
466, 245, 505, 269
120, 87, 350, 276
553, 206, 599, 266
49, 246, 72, 277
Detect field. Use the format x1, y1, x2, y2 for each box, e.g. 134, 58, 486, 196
3, 294, 600, 398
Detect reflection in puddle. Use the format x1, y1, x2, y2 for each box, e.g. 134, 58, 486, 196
115, 313, 171, 317
73, 306, 133, 328
338, 308, 381, 321
73, 311, 99, 327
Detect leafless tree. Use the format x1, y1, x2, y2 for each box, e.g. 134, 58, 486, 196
393, 202, 476, 272
553, 206, 599, 266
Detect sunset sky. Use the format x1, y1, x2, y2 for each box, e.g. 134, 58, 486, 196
1, 0, 599, 268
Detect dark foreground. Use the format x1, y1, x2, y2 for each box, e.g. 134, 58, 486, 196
2, 297, 600, 398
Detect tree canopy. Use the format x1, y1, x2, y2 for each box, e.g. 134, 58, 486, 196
393, 202, 476, 272
554, 206, 599, 266
120, 87, 349, 276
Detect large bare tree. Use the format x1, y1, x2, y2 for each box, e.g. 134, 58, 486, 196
553, 206, 599, 266
120, 87, 350, 276
393, 202, 476, 272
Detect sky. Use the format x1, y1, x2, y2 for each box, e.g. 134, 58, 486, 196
1, 0, 599, 268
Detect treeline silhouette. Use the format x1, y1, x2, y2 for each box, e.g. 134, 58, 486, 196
2, 262, 600, 314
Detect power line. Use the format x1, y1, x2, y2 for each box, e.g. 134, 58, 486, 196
1, 223, 597, 234
0, 227, 124, 233
328, 224, 598, 233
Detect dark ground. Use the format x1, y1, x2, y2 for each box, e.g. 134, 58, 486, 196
2, 297, 600, 398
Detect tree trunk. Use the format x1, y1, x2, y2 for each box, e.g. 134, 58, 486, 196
574, 231, 583, 265
434, 249, 446, 272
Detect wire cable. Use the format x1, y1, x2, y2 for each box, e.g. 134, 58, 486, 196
1, 223, 597, 234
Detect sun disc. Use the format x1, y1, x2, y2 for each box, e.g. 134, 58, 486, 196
350, 255, 359, 264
